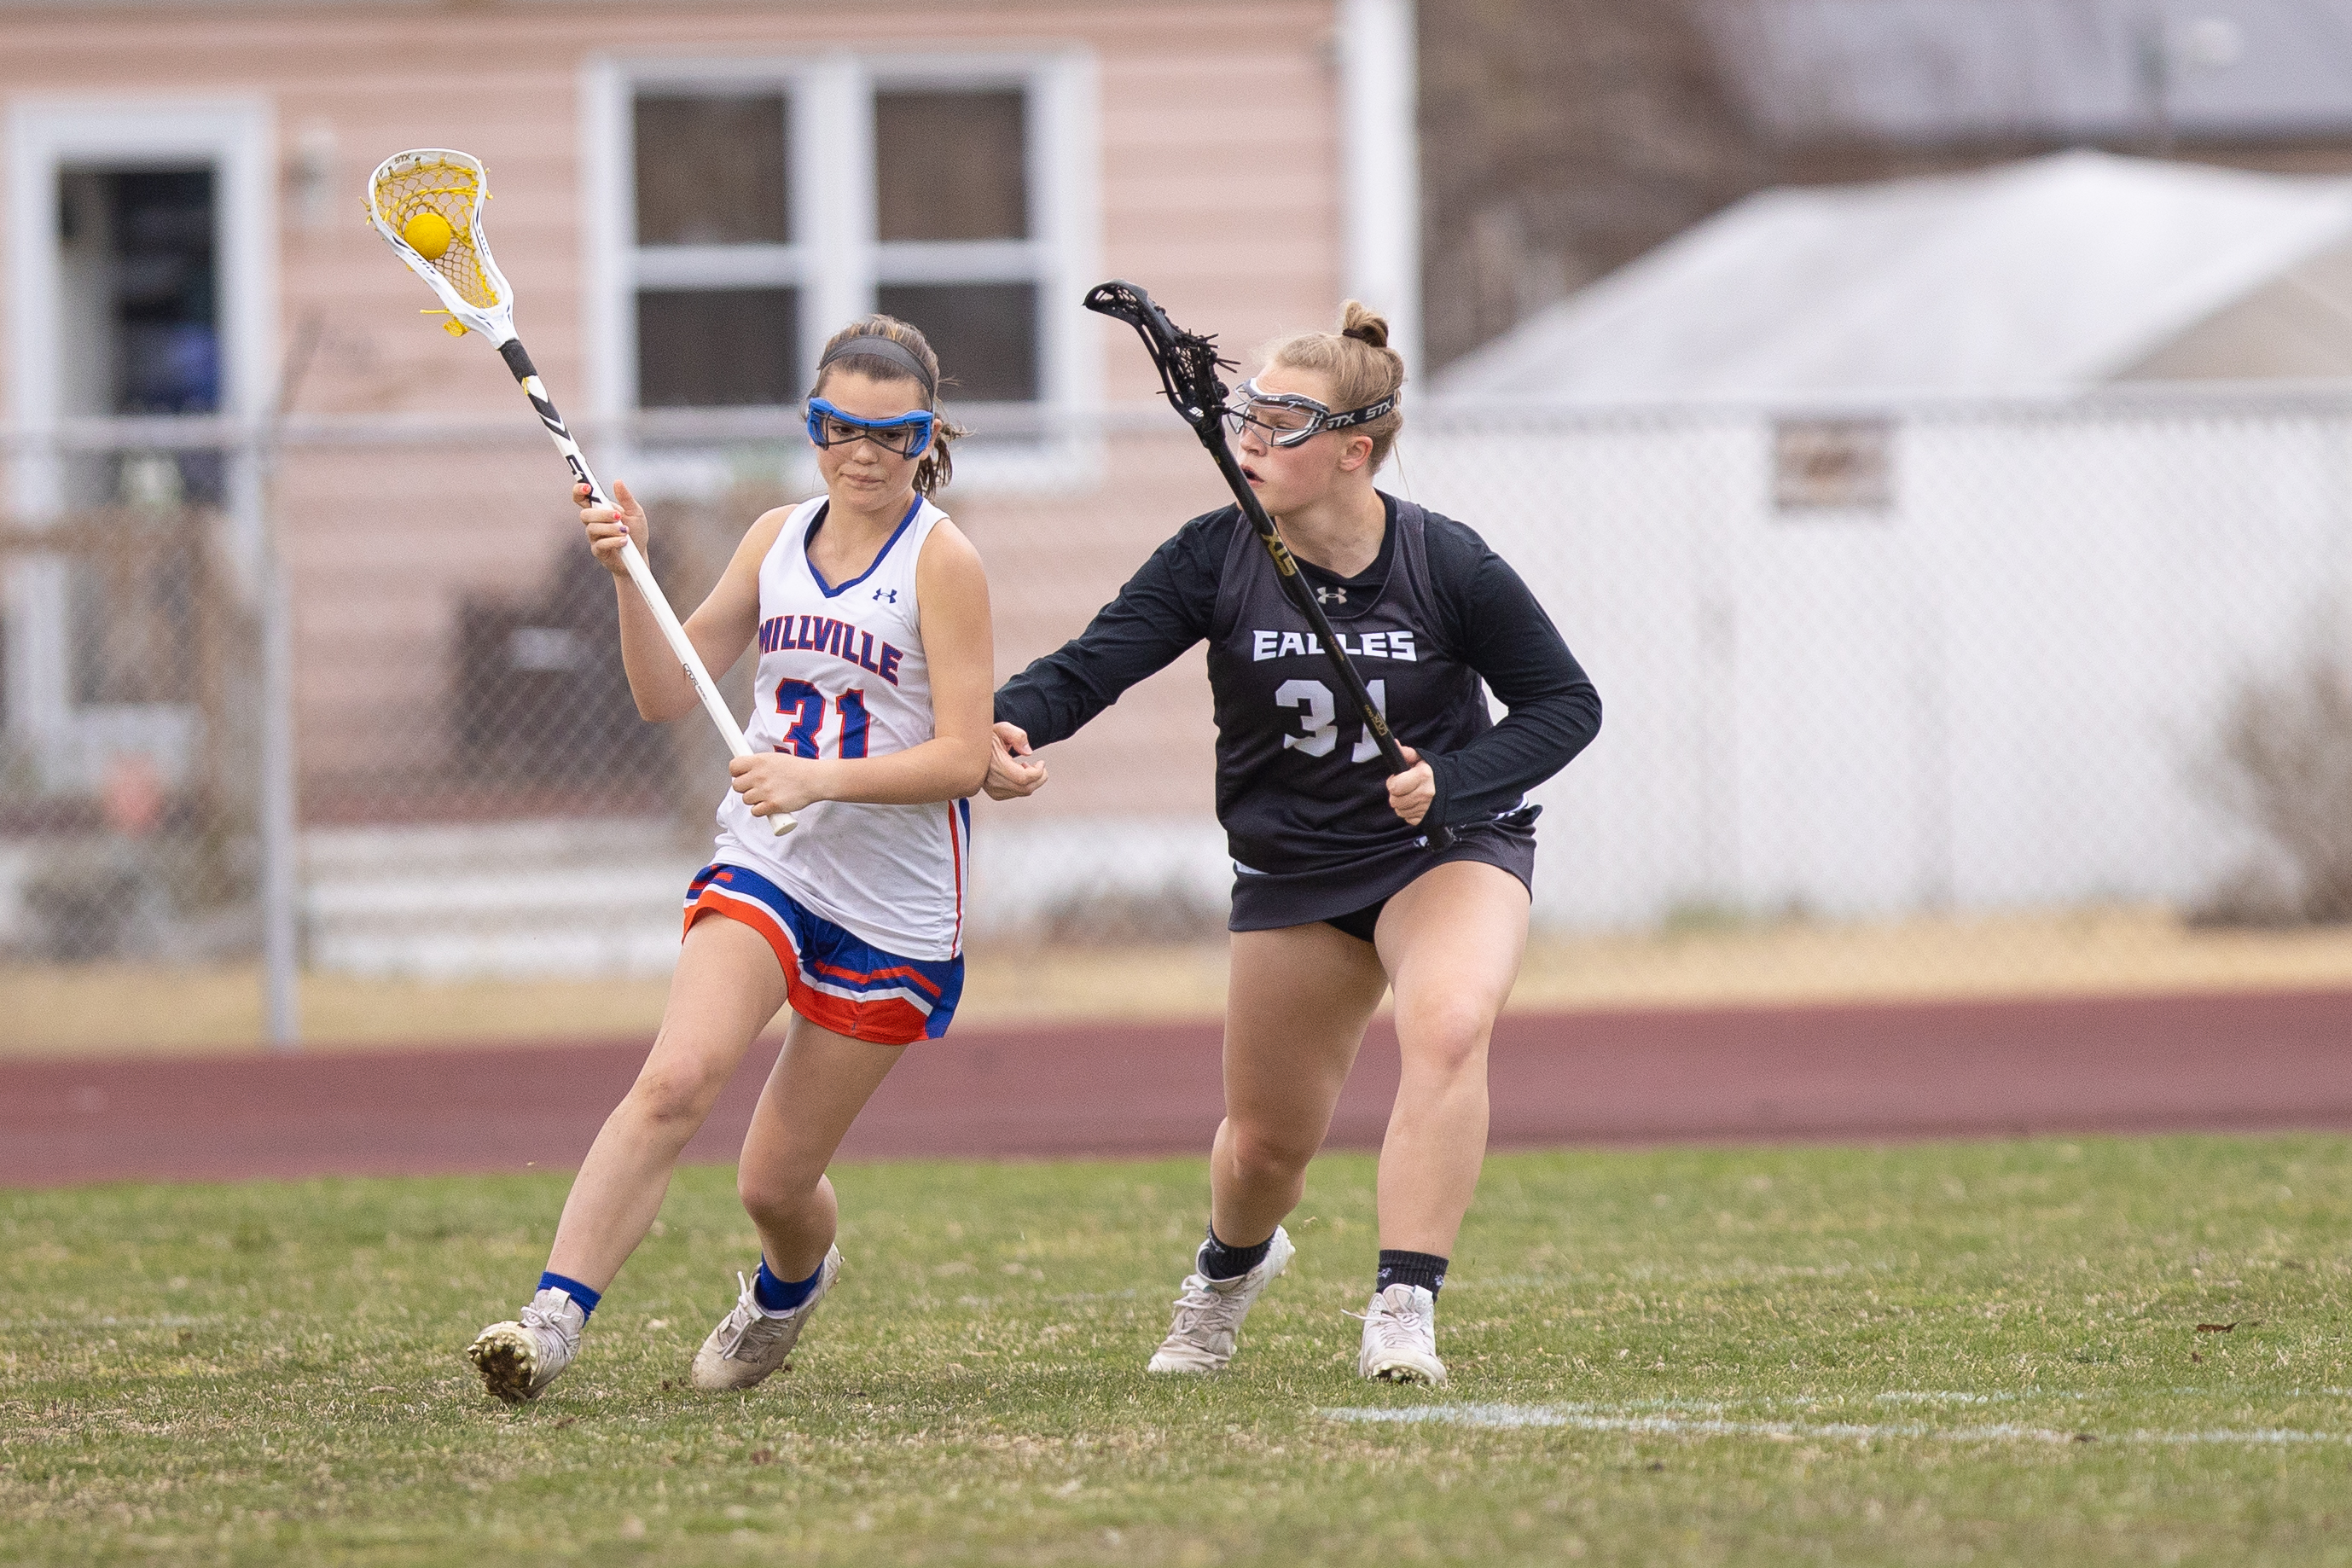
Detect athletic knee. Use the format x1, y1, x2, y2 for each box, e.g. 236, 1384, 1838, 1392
623, 1061, 727, 1128
1225, 1119, 1320, 1184
1397, 996, 1494, 1081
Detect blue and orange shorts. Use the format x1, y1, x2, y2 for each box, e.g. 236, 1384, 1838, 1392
682, 862, 962, 1044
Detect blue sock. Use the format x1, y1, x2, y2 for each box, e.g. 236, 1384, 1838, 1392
753, 1256, 822, 1313
537, 1271, 601, 1318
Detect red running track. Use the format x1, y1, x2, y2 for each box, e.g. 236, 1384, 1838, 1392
3, 990, 2350, 1188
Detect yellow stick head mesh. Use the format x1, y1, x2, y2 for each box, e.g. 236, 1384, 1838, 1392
369, 151, 501, 311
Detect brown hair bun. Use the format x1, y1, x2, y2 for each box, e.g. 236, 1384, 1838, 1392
1339, 300, 1391, 349
1259, 299, 1408, 473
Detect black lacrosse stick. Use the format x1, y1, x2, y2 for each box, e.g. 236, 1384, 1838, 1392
1085, 280, 1453, 851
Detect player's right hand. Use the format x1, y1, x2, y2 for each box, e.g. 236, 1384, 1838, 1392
983, 721, 1047, 800
579, 479, 646, 578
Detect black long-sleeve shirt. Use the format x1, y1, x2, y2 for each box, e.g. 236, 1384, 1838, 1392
994, 497, 1600, 833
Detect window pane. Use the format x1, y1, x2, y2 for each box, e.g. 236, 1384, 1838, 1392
637, 287, 799, 407
877, 283, 1037, 403
874, 90, 1027, 241
87, 168, 219, 415
634, 93, 788, 246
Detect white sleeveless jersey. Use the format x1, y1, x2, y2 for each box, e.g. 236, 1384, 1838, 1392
711, 495, 970, 959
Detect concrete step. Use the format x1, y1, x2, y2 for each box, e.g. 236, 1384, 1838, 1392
297, 814, 1234, 979
303, 819, 702, 979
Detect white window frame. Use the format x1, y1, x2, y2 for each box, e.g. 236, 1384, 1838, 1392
1339, 0, 1423, 375
3, 96, 276, 792
582, 49, 1101, 494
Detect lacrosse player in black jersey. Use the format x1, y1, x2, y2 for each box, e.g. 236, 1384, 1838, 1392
985, 302, 1600, 1383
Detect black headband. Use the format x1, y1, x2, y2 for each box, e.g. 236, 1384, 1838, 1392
818, 334, 937, 402
1321, 393, 1398, 431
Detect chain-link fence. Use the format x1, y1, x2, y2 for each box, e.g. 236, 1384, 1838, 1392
0, 500, 261, 961
1412, 392, 2352, 926
7, 386, 2352, 1052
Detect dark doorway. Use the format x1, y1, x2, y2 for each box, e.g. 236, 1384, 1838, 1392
58, 166, 226, 503
55, 166, 222, 706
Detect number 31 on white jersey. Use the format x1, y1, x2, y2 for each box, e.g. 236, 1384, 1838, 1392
773, 677, 873, 758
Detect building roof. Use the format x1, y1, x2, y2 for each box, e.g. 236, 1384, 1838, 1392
1432, 150, 2352, 402
1710, 0, 2352, 145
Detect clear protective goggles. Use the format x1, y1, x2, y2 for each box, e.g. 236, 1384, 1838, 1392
1223, 378, 1397, 449
804, 397, 936, 460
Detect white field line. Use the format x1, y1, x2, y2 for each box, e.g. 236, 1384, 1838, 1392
1438, 1388, 2352, 1414
1320, 1397, 2352, 1446
1453, 1262, 1899, 1291
1876, 1388, 2352, 1406
1874, 1390, 2085, 1406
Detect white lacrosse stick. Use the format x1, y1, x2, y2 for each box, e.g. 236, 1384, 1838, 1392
365, 148, 791, 834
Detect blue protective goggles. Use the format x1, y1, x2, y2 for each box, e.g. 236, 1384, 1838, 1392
804, 398, 936, 460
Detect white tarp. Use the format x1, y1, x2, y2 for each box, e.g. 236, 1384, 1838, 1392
1396, 395, 2352, 927
1433, 152, 2352, 403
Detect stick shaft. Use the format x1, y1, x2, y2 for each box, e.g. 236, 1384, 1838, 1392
494, 339, 793, 833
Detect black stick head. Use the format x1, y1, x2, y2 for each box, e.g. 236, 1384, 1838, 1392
1084, 278, 1235, 435
1082, 279, 1158, 330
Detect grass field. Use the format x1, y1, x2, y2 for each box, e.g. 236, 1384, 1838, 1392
3, 1135, 2349, 1565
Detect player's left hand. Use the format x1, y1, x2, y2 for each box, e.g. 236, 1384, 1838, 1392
982, 722, 1048, 800
729, 752, 829, 818
1386, 744, 1436, 828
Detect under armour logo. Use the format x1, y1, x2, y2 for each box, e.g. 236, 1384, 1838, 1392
873, 587, 897, 603
1316, 586, 1346, 605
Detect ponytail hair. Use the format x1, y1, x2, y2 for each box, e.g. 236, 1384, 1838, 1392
1262, 299, 1407, 471
808, 314, 972, 496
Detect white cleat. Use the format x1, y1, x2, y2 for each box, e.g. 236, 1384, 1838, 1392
467, 1286, 585, 1404
1146, 1227, 1295, 1374
690, 1247, 842, 1392
1357, 1282, 1447, 1385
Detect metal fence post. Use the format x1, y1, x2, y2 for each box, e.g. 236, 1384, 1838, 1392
260, 521, 300, 1051
257, 318, 322, 1054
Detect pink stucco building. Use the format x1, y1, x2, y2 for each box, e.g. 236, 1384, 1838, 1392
2, 1, 1422, 826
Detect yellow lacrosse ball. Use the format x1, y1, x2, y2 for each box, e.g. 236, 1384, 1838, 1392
403, 210, 454, 260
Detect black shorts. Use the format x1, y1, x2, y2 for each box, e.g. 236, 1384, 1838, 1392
1226, 808, 1538, 942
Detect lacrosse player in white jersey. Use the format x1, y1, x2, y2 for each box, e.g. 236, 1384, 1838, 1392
467, 316, 996, 1403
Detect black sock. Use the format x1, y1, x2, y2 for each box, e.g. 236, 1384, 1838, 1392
1376, 1249, 1449, 1296
1198, 1225, 1272, 1281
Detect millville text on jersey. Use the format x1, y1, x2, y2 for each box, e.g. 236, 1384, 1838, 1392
757, 614, 907, 686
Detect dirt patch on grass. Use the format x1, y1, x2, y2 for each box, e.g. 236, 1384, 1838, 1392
7, 905, 2352, 1058
1508, 905, 2352, 1011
